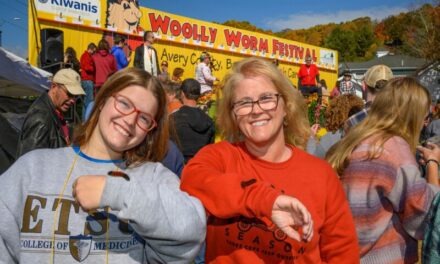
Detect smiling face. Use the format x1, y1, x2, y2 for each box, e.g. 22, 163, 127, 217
107, 0, 142, 31
91, 85, 158, 158
233, 75, 286, 148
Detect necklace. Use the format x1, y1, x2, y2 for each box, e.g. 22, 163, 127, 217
49, 151, 116, 264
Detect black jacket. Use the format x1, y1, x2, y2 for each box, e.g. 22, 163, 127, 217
170, 106, 215, 163
16, 93, 68, 157
133, 44, 161, 76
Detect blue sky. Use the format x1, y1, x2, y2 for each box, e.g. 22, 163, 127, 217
0, 0, 425, 59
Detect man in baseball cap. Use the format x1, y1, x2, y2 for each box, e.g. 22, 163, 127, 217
53, 68, 85, 97
344, 64, 393, 133
364, 64, 394, 91
17, 68, 84, 157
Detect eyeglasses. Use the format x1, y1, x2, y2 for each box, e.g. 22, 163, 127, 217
112, 94, 157, 132
232, 93, 281, 116
57, 83, 80, 101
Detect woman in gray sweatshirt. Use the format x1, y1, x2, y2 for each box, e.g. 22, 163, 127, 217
0, 68, 206, 263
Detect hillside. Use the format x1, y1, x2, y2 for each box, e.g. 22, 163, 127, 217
220, 3, 439, 62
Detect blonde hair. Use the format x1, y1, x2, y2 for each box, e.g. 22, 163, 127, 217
326, 77, 430, 175
74, 68, 169, 167
217, 57, 310, 149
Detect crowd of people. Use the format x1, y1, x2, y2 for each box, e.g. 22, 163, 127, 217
1, 30, 440, 264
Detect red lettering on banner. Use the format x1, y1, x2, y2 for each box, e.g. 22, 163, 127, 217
182, 23, 192, 39
193, 24, 199, 40
250, 36, 257, 50
148, 13, 321, 61
284, 44, 290, 57
296, 46, 304, 59
224, 30, 269, 52
259, 38, 268, 53
148, 13, 218, 43
242, 35, 250, 49
288, 45, 295, 58
279, 43, 285, 56
224, 29, 242, 47
209, 28, 217, 43
272, 39, 318, 60
200, 26, 209, 42
149, 14, 170, 34
272, 39, 279, 54
170, 20, 181, 36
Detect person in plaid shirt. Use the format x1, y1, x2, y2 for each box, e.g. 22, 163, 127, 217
339, 70, 357, 95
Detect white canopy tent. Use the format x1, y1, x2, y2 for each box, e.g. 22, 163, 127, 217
0, 47, 51, 97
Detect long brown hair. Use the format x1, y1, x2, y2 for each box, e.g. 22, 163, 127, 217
217, 57, 310, 149
74, 68, 169, 166
326, 77, 430, 175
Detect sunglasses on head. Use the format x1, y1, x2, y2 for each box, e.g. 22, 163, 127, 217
56, 83, 79, 100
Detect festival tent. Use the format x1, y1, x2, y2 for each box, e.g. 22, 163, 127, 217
0, 47, 52, 174
0, 47, 51, 96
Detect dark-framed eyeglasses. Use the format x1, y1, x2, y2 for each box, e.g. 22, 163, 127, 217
232, 93, 281, 116
112, 94, 157, 132
56, 83, 80, 101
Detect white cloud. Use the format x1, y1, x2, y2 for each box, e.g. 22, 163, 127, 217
265, 6, 408, 31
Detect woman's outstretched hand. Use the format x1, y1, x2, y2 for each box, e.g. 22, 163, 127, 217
271, 195, 314, 242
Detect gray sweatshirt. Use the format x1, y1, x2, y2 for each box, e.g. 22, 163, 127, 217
0, 147, 206, 263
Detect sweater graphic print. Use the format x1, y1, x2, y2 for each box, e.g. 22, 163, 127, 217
20, 194, 144, 262
209, 213, 306, 262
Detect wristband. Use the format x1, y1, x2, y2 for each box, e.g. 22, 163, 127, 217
426, 159, 440, 167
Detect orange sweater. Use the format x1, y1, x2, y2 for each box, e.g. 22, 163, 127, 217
181, 141, 359, 264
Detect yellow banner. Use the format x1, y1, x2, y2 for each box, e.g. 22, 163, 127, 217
29, 0, 338, 88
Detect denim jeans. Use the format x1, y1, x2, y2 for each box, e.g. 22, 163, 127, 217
300, 85, 322, 97
194, 242, 205, 264
81, 80, 94, 121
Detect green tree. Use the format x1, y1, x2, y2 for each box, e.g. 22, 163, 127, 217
354, 25, 375, 57
324, 26, 357, 61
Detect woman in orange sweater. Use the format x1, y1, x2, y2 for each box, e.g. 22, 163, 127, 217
181, 58, 359, 263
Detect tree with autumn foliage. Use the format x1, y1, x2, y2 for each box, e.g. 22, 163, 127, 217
404, 4, 440, 61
